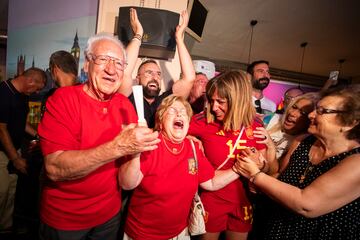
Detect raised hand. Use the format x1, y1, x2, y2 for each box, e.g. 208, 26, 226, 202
175, 10, 189, 41
130, 8, 143, 37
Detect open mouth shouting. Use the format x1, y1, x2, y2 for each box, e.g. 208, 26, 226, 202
173, 119, 185, 129
147, 80, 159, 90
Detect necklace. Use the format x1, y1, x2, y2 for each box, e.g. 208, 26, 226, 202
163, 137, 185, 155
299, 149, 317, 183
299, 162, 314, 183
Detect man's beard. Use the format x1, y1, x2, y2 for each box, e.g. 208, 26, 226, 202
252, 77, 270, 90
143, 80, 161, 98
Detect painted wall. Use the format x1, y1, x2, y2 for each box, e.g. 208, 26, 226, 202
7, 0, 98, 87
264, 80, 319, 109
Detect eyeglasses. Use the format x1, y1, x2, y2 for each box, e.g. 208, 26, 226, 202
254, 99, 263, 114
88, 54, 127, 70
315, 106, 348, 115
167, 107, 188, 116
291, 104, 309, 116
143, 70, 162, 78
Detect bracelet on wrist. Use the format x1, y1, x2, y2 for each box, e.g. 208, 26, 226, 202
132, 34, 142, 42
249, 170, 262, 183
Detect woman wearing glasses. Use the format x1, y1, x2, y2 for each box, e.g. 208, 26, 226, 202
248, 92, 319, 240
119, 95, 241, 240
234, 86, 360, 239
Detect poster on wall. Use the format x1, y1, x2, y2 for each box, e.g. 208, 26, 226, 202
6, 0, 98, 100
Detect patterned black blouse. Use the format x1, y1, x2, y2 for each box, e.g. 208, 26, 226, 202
264, 135, 360, 240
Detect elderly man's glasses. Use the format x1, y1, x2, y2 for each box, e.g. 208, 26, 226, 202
88, 54, 127, 70
315, 106, 348, 115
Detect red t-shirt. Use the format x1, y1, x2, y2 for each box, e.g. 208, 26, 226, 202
38, 85, 137, 230
125, 135, 214, 240
188, 113, 266, 203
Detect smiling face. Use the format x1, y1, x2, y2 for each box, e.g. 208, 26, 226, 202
161, 101, 190, 143
209, 88, 228, 122
308, 96, 346, 139
84, 39, 125, 100
251, 63, 270, 90
283, 98, 314, 135
137, 62, 162, 99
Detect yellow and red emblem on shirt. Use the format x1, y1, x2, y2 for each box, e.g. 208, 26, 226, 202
216, 130, 225, 136
188, 158, 198, 175
245, 127, 254, 139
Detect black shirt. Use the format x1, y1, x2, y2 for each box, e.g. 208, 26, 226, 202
128, 89, 172, 128
0, 80, 29, 151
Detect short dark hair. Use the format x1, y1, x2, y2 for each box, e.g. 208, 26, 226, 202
246, 60, 269, 75
321, 85, 360, 143
23, 67, 47, 84
49, 50, 78, 76
137, 59, 158, 74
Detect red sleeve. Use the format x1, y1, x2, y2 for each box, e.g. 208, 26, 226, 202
139, 150, 153, 176
188, 113, 206, 138
38, 87, 81, 155
194, 141, 215, 183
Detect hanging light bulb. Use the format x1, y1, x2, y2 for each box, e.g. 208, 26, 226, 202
299, 42, 308, 73
248, 20, 258, 64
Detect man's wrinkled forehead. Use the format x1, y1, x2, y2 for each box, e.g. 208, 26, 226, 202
138, 62, 161, 73
254, 63, 269, 72
91, 39, 124, 58
195, 73, 208, 83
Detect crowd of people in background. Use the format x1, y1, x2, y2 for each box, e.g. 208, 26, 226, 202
0, 7, 359, 240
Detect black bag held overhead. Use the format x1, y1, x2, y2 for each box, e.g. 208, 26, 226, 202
118, 7, 179, 60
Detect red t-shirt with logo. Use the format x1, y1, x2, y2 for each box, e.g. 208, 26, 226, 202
38, 85, 137, 230
125, 135, 214, 240
188, 113, 266, 203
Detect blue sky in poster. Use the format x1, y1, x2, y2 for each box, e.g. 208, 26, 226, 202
7, 16, 96, 79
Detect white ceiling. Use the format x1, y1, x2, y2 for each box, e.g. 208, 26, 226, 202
185, 0, 360, 83
1, 0, 359, 84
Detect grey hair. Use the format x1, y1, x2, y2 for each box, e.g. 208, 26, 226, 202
84, 32, 127, 63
